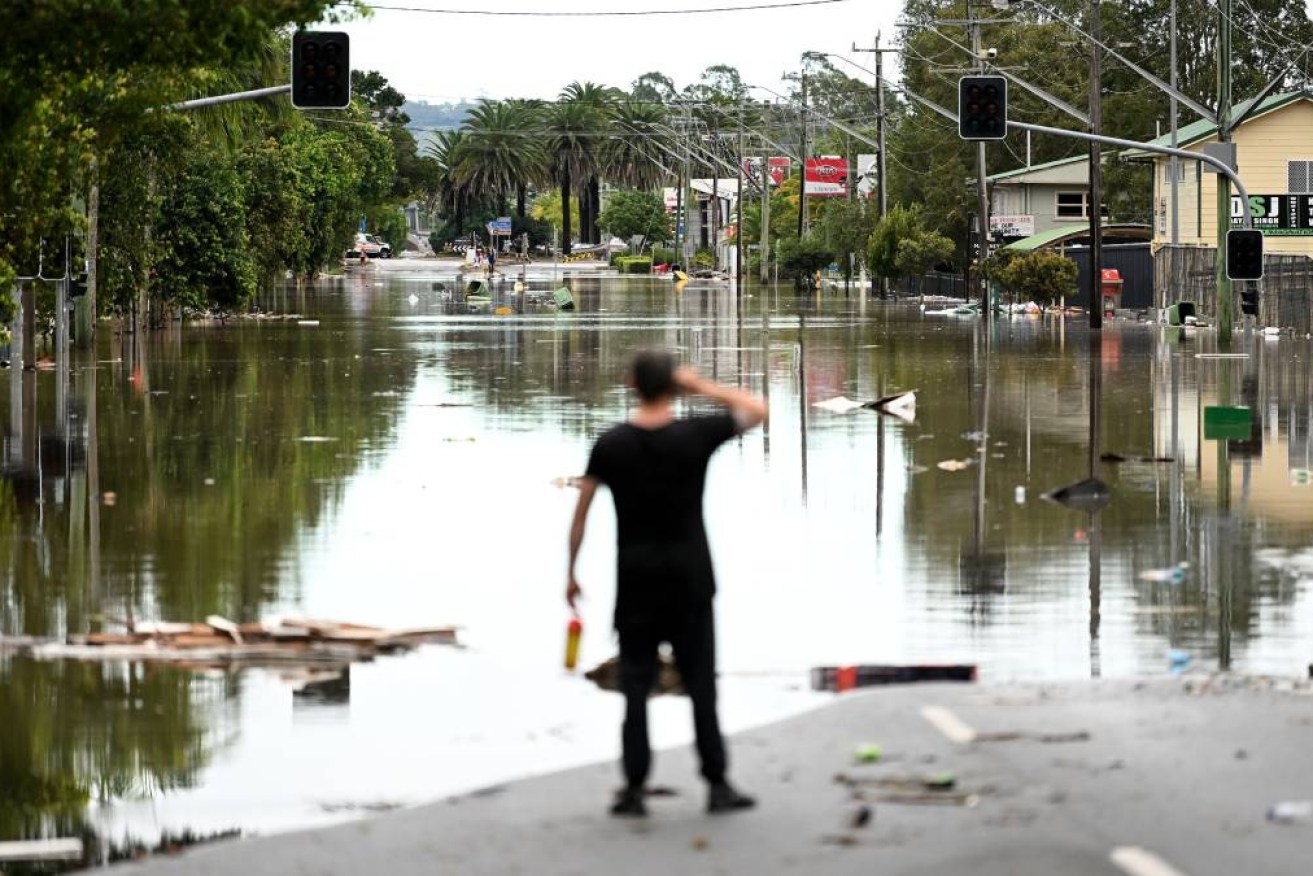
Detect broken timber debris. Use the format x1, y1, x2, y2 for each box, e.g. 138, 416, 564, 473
0, 616, 459, 669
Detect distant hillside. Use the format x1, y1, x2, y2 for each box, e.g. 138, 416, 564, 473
403, 100, 474, 133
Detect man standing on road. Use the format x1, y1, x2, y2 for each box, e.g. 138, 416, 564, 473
567, 351, 767, 818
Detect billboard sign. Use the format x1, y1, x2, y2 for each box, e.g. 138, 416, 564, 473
1230, 194, 1313, 235
487, 216, 513, 236
804, 156, 847, 197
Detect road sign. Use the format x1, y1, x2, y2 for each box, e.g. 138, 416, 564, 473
1203, 405, 1252, 441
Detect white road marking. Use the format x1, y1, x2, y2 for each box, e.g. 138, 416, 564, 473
1110, 846, 1190, 876
920, 705, 977, 744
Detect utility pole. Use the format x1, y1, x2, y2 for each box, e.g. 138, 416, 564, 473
1169, 0, 1180, 251
970, 4, 991, 312
737, 102, 745, 293
1216, 0, 1234, 345
854, 32, 895, 298
797, 74, 809, 239
1088, 0, 1104, 330
760, 134, 772, 284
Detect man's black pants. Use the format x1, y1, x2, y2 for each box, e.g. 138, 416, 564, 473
617, 601, 726, 789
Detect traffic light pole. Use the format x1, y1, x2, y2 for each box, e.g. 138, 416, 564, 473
163, 84, 291, 112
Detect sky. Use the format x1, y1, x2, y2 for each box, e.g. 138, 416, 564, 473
325, 0, 904, 105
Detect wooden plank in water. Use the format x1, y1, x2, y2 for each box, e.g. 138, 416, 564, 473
0, 838, 84, 861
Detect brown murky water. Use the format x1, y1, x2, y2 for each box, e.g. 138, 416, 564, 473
3, 264, 1310, 864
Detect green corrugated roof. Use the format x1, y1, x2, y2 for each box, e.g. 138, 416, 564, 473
1123, 91, 1312, 157
986, 154, 1087, 182
1002, 223, 1152, 251
1003, 224, 1090, 251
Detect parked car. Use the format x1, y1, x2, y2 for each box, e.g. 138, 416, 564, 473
354, 233, 382, 258
366, 234, 392, 258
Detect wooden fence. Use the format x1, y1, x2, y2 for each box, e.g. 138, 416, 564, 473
1155, 245, 1313, 333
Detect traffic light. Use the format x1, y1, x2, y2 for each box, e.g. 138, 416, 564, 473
291, 31, 350, 109
1239, 282, 1259, 316
1226, 228, 1264, 281
958, 76, 1007, 140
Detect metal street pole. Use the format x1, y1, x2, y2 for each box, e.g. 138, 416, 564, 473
797, 74, 808, 239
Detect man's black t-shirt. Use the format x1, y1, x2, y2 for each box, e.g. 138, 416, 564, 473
585, 413, 738, 626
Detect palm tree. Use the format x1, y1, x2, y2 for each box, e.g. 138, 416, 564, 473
560, 82, 620, 245
456, 99, 546, 221
423, 129, 473, 235
541, 100, 594, 255
606, 99, 672, 192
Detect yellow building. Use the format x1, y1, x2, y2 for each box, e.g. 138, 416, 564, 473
1127, 91, 1313, 256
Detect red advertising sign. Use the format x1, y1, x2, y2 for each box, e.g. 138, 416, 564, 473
804, 157, 847, 197
742, 156, 792, 186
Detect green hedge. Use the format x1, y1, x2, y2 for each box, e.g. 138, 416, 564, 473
613, 256, 652, 274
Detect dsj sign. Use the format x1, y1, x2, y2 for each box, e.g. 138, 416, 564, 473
1230, 194, 1313, 235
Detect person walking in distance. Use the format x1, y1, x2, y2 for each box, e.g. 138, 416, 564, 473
567, 351, 767, 818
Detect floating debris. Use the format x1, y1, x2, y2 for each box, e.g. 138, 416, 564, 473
0, 616, 459, 668
812, 664, 977, 692
1138, 562, 1189, 583
1041, 477, 1110, 512
584, 654, 684, 696
936, 459, 972, 472
1101, 452, 1175, 464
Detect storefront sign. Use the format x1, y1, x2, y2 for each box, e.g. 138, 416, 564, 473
990, 214, 1034, 237
1229, 194, 1313, 236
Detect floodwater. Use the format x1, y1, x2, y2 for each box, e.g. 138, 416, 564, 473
3, 264, 1312, 865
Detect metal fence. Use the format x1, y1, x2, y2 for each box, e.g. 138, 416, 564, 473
1155, 244, 1313, 333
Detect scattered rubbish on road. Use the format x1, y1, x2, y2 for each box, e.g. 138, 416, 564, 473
1267, 801, 1312, 823
849, 804, 874, 828
1168, 650, 1192, 672
876, 791, 979, 807
1041, 477, 1111, 512
973, 731, 1091, 744
691, 836, 710, 851
1138, 562, 1189, 583
820, 834, 861, 847
835, 772, 959, 793
853, 743, 883, 763
811, 664, 978, 692
0, 616, 459, 668
936, 459, 972, 472
584, 655, 684, 696
551, 475, 582, 488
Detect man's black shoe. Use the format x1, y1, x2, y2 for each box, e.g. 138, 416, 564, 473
707, 782, 756, 814
610, 787, 648, 818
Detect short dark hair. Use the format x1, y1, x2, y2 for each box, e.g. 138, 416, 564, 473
630, 350, 676, 401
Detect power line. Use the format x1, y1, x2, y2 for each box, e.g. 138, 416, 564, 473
347, 0, 852, 16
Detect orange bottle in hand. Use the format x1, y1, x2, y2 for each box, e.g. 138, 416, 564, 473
564, 616, 583, 671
